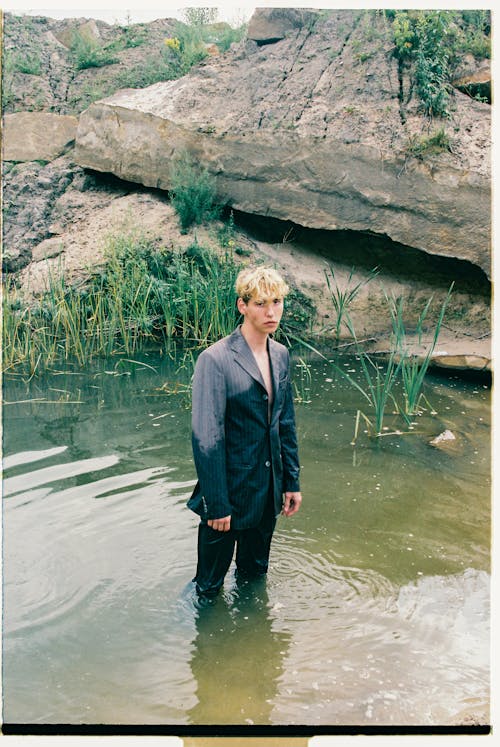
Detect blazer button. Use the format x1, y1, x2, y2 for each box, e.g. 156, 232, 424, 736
265, 460, 271, 467
263, 394, 268, 400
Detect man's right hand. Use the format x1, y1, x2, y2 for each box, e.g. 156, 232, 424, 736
207, 515, 231, 532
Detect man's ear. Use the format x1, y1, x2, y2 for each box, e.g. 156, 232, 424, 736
236, 297, 247, 315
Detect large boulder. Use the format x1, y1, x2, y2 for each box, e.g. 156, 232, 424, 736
75, 9, 491, 278
3, 112, 78, 162
247, 7, 319, 44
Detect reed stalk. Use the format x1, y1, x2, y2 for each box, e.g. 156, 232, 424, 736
2, 233, 242, 375
324, 265, 379, 342
387, 284, 454, 417
332, 318, 403, 441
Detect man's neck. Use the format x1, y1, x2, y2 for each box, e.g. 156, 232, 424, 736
240, 322, 268, 354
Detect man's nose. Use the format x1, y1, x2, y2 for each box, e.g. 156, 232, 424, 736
265, 305, 274, 316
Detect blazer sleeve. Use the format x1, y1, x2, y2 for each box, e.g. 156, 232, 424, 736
191, 349, 232, 520
279, 350, 301, 493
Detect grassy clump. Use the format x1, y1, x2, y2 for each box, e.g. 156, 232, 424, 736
169, 151, 222, 231
324, 265, 379, 342
112, 14, 246, 91
10, 50, 42, 75
405, 128, 451, 158
70, 30, 120, 70
391, 9, 491, 117
2, 223, 316, 377
2, 235, 241, 375
386, 284, 454, 417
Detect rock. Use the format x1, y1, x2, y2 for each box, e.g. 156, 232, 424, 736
451, 54, 491, 88
247, 7, 319, 44
451, 54, 491, 104
3, 112, 78, 162
54, 19, 101, 48
2, 157, 82, 272
431, 353, 491, 373
1, 12, 179, 115
74, 10, 491, 279
430, 430, 457, 447
204, 43, 220, 56
31, 237, 66, 262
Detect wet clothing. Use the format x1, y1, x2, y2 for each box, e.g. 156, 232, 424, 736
188, 326, 300, 595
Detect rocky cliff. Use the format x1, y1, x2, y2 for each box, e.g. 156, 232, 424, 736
74, 8, 491, 278
2, 8, 492, 373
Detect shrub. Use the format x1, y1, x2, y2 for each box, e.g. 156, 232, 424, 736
70, 30, 119, 70
391, 9, 490, 118
11, 50, 42, 75
405, 128, 451, 158
182, 7, 219, 27
169, 151, 221, 231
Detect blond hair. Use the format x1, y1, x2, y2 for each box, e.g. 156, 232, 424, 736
235, 266, 290, 302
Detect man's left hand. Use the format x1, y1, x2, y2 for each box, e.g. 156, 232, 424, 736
282, 491, 302, 517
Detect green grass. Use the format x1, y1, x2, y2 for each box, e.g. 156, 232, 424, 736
386, 283, 454, 417
405, 128, 451, 159
324, 265, 379, 342
336, 326, 403, 442
169, 151, 222, 231
2, 233, 241, 376
70, 30, 120, 70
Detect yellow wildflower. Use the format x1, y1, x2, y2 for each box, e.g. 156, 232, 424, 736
164, 37, 181, 52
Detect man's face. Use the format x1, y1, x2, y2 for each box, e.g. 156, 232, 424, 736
238, 295, 284, 335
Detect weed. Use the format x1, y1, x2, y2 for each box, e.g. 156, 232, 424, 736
169, 151, 222, 232
391, 9, 490, 118
405, 128, 451, 158
11, 50, 42, 75
386, 284, 454, 417
1, 234, 242, 375
70, 30, 119, 70
337, 325, 403, 441
324, 265, 379, 342
292, 357, 312, 404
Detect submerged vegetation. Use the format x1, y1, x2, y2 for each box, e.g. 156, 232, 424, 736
1, 218, 457, 448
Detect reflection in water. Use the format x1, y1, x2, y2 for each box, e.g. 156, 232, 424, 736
1, 354, 490, 726
188, 578, 291, 725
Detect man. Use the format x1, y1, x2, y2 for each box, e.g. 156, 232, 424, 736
188, 265, 302, 598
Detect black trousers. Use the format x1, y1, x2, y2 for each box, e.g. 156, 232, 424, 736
194, 489, 277, 597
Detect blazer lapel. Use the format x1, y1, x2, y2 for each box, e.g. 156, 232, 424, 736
229, 327, 266, 388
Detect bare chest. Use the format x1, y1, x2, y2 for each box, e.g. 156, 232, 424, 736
253, 351, 273, 401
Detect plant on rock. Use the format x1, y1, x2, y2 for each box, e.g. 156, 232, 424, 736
169, 151, 222, 231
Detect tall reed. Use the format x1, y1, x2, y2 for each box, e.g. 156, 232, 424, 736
324, 265, 378, 342
2, 233, 241, 376
387, 284, 454, 417
336, 321, 403, 442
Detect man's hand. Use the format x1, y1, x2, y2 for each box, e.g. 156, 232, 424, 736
208, 515, 231, 532
282, 492, 302, 517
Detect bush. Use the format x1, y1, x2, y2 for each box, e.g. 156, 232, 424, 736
11, 50, 42, 75
169, 151, 222, 231
70, 30, 119, 70
391, 9, 490, 118
406, 128, 451, 158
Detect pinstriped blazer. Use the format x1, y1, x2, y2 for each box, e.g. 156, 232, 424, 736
187, 326, 300, 530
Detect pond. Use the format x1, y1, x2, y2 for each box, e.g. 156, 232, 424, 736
2, 350, 491, 729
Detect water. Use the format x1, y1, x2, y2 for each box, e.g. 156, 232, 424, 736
2, 352, 491, 727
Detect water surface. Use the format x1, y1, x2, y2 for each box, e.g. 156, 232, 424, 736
2, 352, 490, 727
